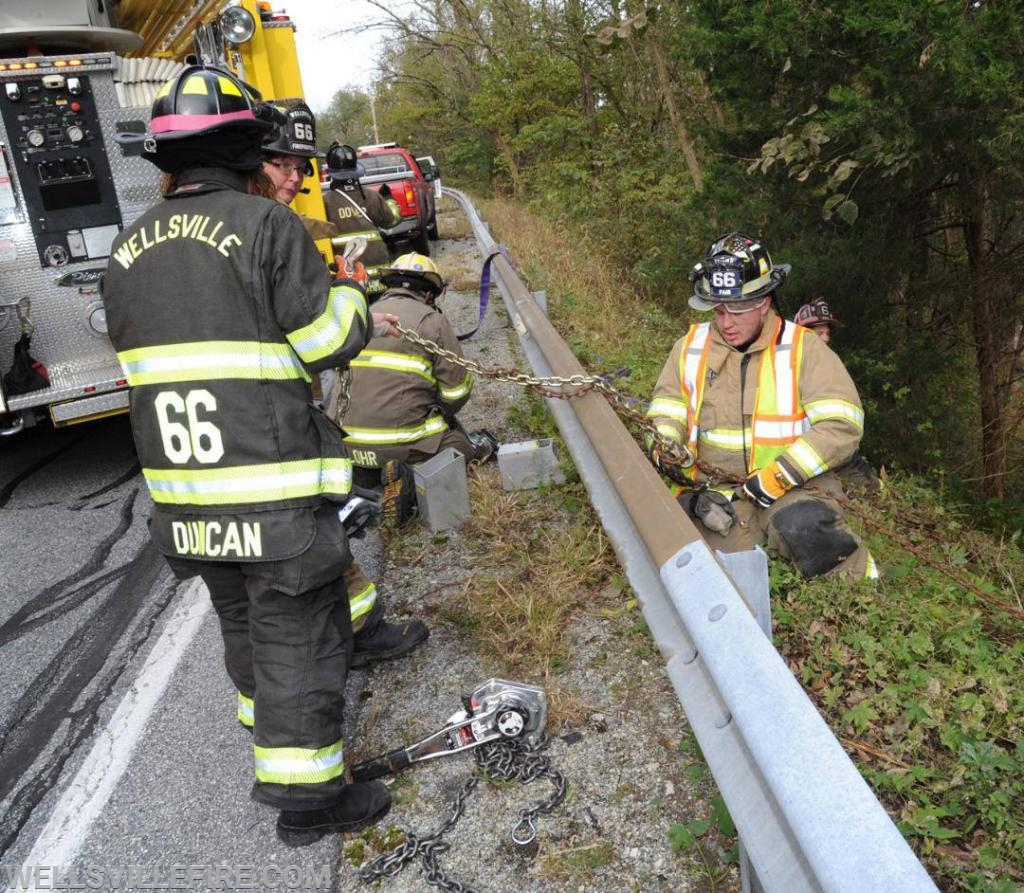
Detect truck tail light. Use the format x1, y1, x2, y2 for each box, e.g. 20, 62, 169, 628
405, 184, 416, 210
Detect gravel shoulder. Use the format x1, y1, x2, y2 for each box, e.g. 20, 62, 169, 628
339, 201, 740, 893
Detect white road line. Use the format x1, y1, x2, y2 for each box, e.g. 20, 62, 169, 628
7, 579, 210, 893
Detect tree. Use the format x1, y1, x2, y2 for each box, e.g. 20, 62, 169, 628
316, 89, 376, 149
721, 0, 1024, 498
354, 0, 1024, 500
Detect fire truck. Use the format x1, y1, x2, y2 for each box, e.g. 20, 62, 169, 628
0, 0, 328, 435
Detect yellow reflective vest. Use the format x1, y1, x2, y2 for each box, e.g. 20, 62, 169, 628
647, 310, 864, 488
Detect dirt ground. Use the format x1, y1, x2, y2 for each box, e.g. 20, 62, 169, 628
337, 199, 740, 893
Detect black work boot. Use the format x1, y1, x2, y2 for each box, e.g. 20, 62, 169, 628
276, 781, 391, 847
467, 429, 499, 464
380, 459, 417, 526
352, 603, 429, 668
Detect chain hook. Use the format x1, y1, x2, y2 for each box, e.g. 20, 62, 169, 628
511, 814, 537, 846
358, 737, 566, 890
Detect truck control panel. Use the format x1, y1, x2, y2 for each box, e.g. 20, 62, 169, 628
0, 70, 122, 267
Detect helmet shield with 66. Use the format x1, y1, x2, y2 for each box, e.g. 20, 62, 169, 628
262, 101, 317, 176
689, 232, 791, 311
795, 298, 841, 329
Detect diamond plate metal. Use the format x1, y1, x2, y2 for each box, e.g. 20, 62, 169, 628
0, 53, 160, 418
50, 387, 129, 425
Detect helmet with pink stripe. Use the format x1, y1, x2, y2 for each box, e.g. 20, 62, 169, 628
116, 65, 278, 160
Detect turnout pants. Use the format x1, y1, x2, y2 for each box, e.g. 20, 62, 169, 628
167, 505, 355, 811
690, 473, 878, 581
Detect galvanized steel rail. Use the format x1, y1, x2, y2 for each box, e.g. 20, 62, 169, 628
443, 187, 938, 893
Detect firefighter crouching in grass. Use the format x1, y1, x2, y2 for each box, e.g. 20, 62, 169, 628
259, 101, 428, 665
332, 253, 497, 521
646, 232, 879, 581
103, 65, 415, 844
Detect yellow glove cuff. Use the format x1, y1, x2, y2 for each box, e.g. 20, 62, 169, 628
756, 461, 797, 500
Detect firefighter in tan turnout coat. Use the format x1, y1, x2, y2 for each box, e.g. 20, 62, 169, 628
338, 253, 495, 486
647, 232, 878, 581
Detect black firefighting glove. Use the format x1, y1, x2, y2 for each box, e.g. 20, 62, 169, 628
336, 487, 381, 539
677, 485, 737, 536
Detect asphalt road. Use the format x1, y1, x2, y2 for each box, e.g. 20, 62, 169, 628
0, 227, 475, 893
0, 217, 713, 893
0, 416, 342, 890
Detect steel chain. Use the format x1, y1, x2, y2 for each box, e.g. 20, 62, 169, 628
357, 734, 567, 893
399, 303, 1019, 616
393, 322, 695, 474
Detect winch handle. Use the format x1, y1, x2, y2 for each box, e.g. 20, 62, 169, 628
350, 747, 411, 782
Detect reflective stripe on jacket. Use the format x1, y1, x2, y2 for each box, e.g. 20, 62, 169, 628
341, 288, 473, 451
103, 167, 371, 559
647, 309, 863, 487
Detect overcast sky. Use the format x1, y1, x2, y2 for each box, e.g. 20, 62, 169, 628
286, 1, 386, 112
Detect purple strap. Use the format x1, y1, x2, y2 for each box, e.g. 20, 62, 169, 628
457, 246, 509, 341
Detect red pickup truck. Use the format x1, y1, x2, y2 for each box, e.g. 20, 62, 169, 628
356, 143, 440, 256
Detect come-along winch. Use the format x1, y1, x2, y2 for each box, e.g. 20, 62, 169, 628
351, 678, 548, 781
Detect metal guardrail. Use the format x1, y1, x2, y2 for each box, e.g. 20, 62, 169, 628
443, 186, 939, 893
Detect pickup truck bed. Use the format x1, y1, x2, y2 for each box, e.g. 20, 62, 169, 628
357, 144, 439, 255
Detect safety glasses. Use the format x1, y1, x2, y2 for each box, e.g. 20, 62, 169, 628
265, 159, 305, 177
713, 297, 767, 315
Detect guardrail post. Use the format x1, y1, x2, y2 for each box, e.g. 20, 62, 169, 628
717, 547, 771, 892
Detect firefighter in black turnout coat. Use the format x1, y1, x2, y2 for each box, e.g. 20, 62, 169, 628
322, 142, 398, 299
102, 65, 394, 843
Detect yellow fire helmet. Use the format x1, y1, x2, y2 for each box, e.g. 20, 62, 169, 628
379, 252, 445, 298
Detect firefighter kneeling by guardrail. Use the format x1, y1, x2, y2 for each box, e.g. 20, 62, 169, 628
328, 253, 498, 525
645, 232, 879, 582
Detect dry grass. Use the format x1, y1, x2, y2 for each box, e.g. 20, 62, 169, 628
392, 198, 672, 732
475, 195, 681, 391
433, 468, 621, 728
538, 839, 618, 881
477, 197, 640, 351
